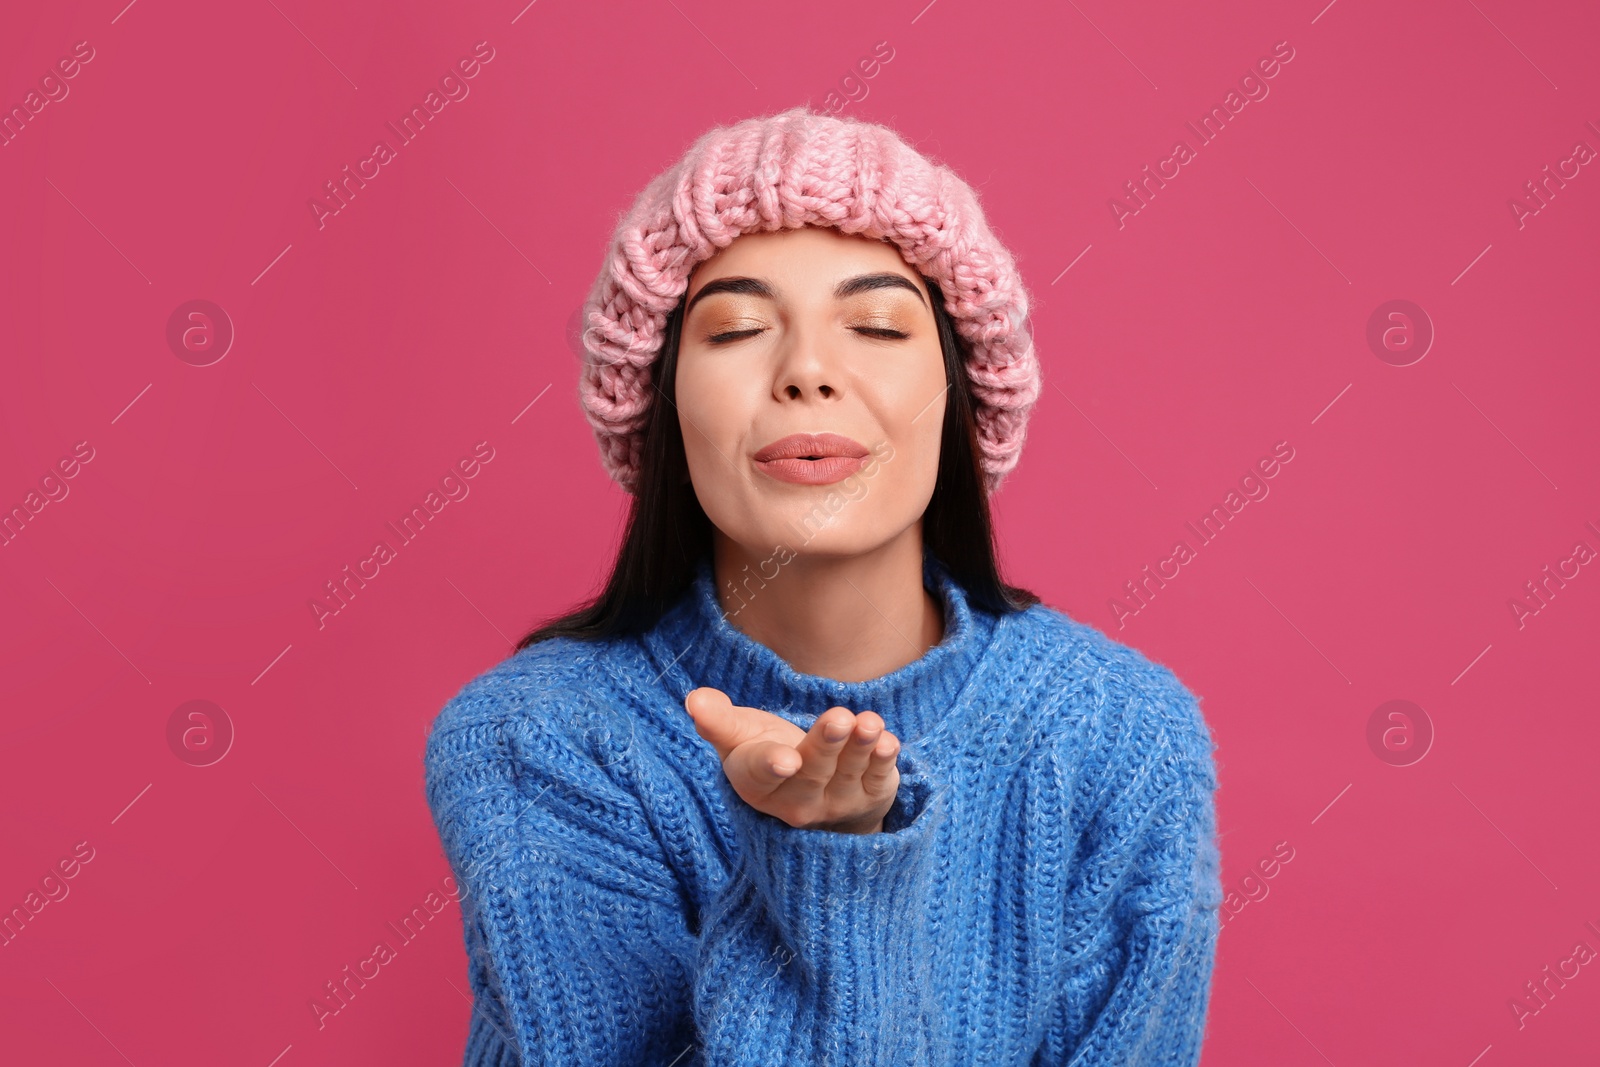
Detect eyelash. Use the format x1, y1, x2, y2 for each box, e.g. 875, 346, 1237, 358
705, 326, 908, 344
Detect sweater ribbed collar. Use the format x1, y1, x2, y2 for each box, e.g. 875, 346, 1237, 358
640, 549, 1003, 746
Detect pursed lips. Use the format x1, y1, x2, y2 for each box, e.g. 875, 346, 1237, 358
751, 432, 871, 485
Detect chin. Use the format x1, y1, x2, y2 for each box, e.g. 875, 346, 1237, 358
774, 512, 912, 558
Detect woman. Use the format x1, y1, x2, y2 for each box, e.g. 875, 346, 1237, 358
424, 106, 1223, 1066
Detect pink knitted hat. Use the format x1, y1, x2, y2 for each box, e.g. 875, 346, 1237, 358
576, 105, 1042, 495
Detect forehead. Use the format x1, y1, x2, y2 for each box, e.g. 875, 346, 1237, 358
685, 226, 922, 298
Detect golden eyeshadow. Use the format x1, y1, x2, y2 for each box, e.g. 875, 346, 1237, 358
847, 307, 915, 331
700, 318, 766, 336
691, 297, 916, 337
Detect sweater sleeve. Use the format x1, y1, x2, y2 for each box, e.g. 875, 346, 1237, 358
424, 688, 951, 1067
694, 747, 950, 1065
426, 698, 699, 1066
1036, 683, 1224, 1067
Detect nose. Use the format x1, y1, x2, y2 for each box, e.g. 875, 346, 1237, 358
772, 324, 841, 402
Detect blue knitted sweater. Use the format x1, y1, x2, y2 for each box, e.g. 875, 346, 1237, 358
423, 551, 1223, 1066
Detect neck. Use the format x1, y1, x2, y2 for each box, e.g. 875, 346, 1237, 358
711, 526, 944, 684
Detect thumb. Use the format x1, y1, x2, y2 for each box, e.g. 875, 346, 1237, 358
685, 687, 756, 760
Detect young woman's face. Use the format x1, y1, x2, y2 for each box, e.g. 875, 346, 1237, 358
675, 226, 948, 561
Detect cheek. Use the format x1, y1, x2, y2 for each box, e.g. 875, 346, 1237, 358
674, 355, 755, 490
881, 360, 949, 483
846, 389, 945, 529
900, 405, 947, 504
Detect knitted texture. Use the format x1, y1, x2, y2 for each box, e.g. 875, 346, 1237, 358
423, 553, 1223, 1066
576, 105, 1043, 496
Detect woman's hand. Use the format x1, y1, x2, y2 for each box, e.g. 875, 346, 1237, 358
684, 686, 901, 834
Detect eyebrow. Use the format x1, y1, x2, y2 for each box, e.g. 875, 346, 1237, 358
683, 271, 927, 316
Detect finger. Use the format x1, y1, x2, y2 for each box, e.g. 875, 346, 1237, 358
859, 730, 901, 798
830, 710, 884, 787
727, 738, 804, 798
685, 687, 762, 760
791, 707, 857, 787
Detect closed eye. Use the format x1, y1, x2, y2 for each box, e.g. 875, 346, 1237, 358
706, 328, 764, 344
704, 326, 910, 344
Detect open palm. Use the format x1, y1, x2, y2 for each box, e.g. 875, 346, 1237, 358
684, 686, 901, 835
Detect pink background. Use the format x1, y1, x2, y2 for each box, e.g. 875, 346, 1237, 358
3, 0, 1598, 1063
